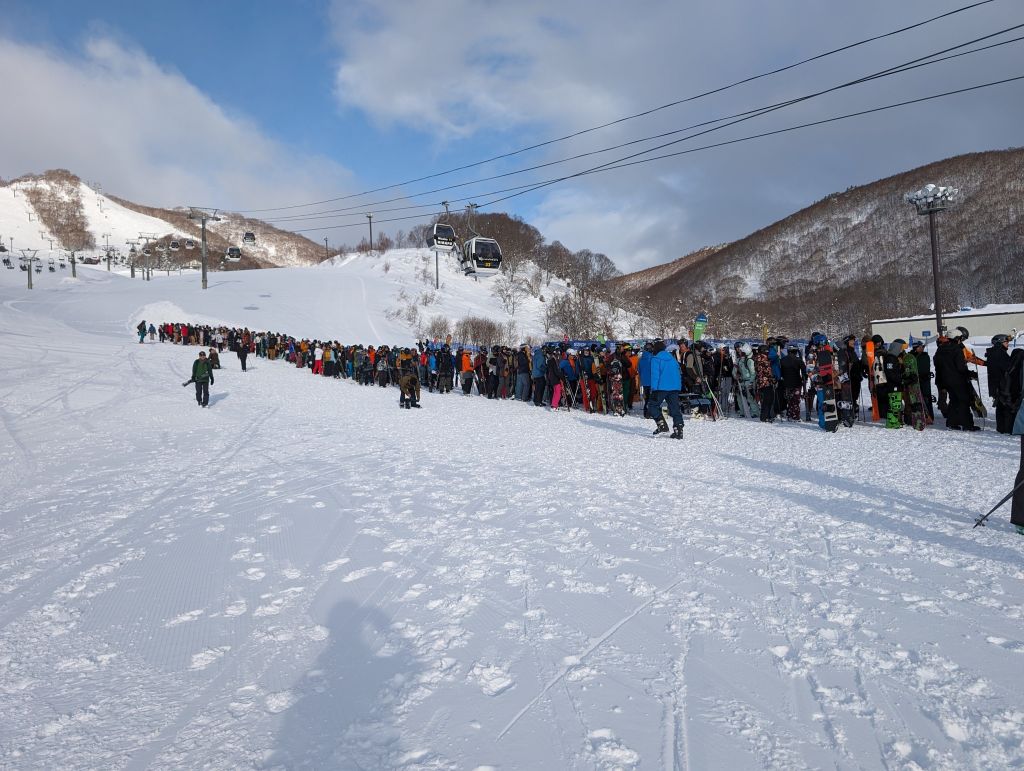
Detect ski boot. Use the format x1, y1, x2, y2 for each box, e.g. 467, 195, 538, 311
1016, 525, 1024, 536
671, 424, 684, 440
652, 419, 669, 436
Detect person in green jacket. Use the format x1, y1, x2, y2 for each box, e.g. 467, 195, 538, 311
190, 350, 215, 407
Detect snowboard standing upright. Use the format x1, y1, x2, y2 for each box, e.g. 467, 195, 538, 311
815, 344, 840, 432
901, 354, 927, 431
865, 341, 881, 421
608, 361, 626, 416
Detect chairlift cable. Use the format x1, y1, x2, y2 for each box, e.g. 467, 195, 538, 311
229, 0, 999, 214
270, 29, 1024, 226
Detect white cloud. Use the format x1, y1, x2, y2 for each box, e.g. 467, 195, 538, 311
330, 0, 1024, 272
0, 37, 355, 211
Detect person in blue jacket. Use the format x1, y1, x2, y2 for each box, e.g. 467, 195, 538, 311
531, 347, 547, 406
559, 349, 581, 408
646, 339, 684, 438
638, 342, 653, 418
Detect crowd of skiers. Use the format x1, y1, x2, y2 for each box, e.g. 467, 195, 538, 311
148, 318, 1024, 528
148, 319, 1021, 433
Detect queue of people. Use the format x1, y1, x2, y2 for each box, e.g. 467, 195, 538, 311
152, 320, 1024, 530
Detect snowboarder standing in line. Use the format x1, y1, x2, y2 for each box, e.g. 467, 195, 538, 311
189, 350, 214, 407
645, 339, 684, 438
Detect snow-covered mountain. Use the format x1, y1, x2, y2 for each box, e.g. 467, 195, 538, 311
609, 148, 1024, 336
0, 170, 326, 269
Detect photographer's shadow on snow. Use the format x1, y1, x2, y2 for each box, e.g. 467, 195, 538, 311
266, 600, 418, 770
208, 391, 229, 406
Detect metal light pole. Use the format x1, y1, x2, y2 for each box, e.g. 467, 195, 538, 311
905, 184, 959, 336
366, 213, 373, 253
20, 249, 38, 289
188, 208, 221, 290
68, 249, 78, 279
324, 237, 329, 261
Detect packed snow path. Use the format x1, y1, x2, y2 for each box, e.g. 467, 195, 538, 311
1, 277, 1023, 769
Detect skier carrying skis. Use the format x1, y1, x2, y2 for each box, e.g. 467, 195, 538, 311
187, 350, 214, 407
645, 339, 684, 439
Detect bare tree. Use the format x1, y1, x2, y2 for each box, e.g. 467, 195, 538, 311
491, 275, 530, 317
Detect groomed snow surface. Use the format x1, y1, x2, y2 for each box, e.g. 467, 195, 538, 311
1, 265, 1023, 770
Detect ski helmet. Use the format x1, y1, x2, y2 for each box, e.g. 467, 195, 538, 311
955, 326, 970, 340
991, 333, 1009, 345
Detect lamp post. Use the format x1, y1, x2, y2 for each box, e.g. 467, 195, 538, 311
905, 184, 958, 337
366, 213, 373, 253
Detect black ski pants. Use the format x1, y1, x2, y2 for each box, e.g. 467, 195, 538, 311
532, 376, 546, 405
194, 380, 209, 406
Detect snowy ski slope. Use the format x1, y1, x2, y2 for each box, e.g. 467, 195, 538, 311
0, 266, 1023, 769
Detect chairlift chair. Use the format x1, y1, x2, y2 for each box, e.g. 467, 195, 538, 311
34, 262, 42, 273
462, 236, 502, 277
242, 232, 256, 246
169, 240, 181, 252
427, 223, 458, 253
0, 243, 7, 253
142, 247, 152, 257
224, 247, 242, 262
48, 258, 55, 272
2, 257, 12, 269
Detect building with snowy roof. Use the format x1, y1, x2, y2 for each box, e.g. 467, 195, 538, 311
870, 303, 1024, 342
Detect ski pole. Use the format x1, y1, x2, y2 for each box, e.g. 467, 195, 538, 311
974, 477, 1024, 528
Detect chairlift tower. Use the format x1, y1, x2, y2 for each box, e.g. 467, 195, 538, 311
20, 249, 39, 290
187, 208, 221, 290
125, 239, 140, 279
138, 233, 159, 281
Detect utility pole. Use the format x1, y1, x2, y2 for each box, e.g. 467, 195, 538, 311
67, 248, 80, 279
324, 237, 329, 261
20, 249, 38, 289
187, 208, 221, 290
366, 213, 373, 253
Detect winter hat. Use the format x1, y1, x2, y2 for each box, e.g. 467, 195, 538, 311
652, 339, 666, 354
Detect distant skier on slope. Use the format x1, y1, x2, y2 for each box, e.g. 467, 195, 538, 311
184, 350, 214, 407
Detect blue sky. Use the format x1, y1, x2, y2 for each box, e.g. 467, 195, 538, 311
1, 0, 1021, 271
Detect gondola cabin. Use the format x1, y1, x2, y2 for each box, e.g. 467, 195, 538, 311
461, 237, 502, 277
224, 247, 242, 262
427, 223, 457, 253
184, 239, 196, 250
169, 240, 181, 251
242, 232, 256, 246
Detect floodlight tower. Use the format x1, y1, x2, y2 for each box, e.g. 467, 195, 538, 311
187, 208, 221, 290
904, 184, 959, 336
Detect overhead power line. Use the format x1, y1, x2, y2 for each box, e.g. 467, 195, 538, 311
288, 74, 1024, 233
265, 27, 1024, 226
230, 0, 999, 215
